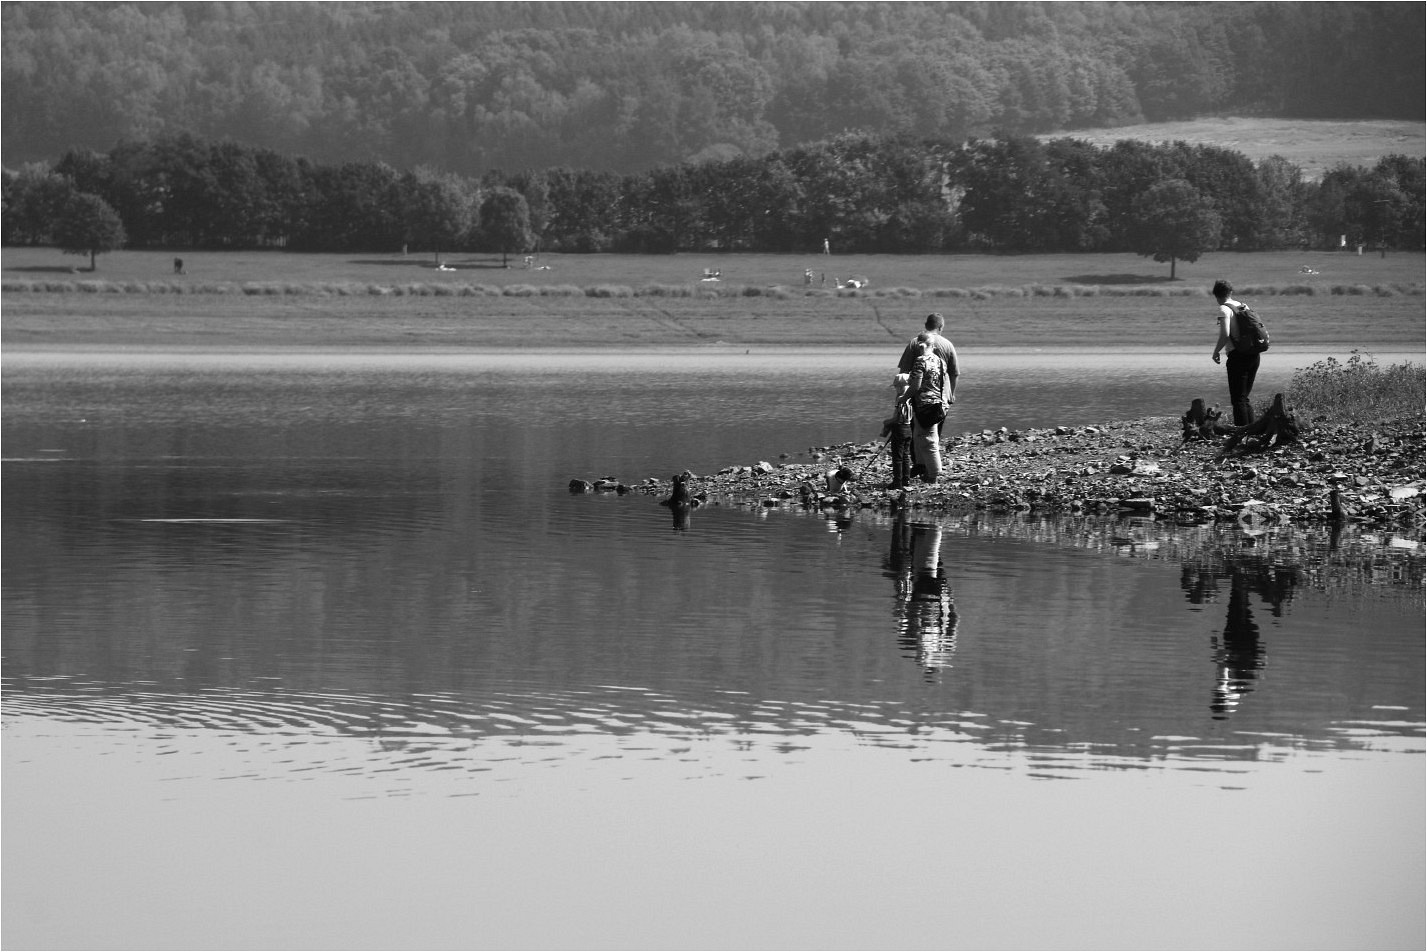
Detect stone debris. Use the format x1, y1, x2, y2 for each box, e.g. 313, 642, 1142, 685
589, 414, 1425, 534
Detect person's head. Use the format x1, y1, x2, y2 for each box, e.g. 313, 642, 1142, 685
924, 312, 945, 332
916, 331, 935, 353
1212, 279, 1232, 303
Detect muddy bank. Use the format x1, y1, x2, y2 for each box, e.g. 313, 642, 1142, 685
580, 412, 1426, 535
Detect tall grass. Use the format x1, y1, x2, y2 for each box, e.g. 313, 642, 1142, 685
1288, 350, 1426, 424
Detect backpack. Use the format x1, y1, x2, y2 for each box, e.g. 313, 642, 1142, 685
1232, 302, 1271, 353
911, 354, 948, 427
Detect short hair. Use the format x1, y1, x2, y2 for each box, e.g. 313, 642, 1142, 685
924, 312, 945, 331
1212, 280, 1232, 298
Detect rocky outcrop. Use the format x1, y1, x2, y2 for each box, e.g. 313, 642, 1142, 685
593, 413, 1425, 533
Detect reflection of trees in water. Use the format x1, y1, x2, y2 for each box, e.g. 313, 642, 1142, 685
885, 517, 958, 680
1180, 555, 1302, 618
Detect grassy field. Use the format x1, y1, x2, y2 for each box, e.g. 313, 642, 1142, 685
3, 247, 1422, 351
3, 244, 1421, 291
1036, 117, 1425, 181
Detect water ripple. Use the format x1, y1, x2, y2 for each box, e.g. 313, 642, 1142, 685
6, 676, 1419, 790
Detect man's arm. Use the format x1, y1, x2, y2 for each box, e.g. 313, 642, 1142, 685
1212, 305, 1232, 363
943, 342, 959, 400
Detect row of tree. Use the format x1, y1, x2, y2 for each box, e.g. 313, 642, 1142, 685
4, 132, 1422, 269
4, 2, 1422, 175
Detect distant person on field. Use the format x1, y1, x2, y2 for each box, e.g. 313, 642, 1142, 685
1210, 279, 1258, 426
173, 257, 184, 275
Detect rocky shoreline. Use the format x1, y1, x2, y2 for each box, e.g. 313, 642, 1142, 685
575, 412, 1426, 535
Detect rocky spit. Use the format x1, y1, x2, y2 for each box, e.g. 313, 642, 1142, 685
573, 412, 1426, 536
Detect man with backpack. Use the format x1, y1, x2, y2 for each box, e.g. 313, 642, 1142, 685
896, 313, 960, 483
900, 332, 954, 483
898, 312, 961, 387
1211, 279, 1267, 426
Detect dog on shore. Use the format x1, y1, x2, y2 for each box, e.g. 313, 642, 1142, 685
824, 465, 856, 494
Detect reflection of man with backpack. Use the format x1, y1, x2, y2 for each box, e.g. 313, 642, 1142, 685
1211, 279, 1270, 426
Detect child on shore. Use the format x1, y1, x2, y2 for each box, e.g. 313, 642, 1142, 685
882, 373, 915, 489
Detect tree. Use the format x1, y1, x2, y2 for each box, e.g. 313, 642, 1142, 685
1129, 178, 1222, 279
1306, 167, 1352, 249
53, 192, 126, 270
541, 167, 622, 252
1251, 155, 1309, 250
2, 165, 77, 245
478, 187, 532, 266
295, 161, 405, 252
956, 136, 1084, 252
400, 167, 475, 265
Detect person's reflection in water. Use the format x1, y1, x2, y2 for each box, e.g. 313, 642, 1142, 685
887, 516, 958, 680
1210, 571, 1266, 719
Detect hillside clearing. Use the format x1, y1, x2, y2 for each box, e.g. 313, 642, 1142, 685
1039, 117, 1425, 181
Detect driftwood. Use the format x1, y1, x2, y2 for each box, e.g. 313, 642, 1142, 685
1181, 398, 1227, 441
1220, 393, 1302, 453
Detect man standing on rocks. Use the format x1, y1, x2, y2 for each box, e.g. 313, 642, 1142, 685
1211, 279, 1259, 426
898, 313, 960, 481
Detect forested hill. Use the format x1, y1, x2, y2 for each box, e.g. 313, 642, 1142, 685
3, 2, 1422, 176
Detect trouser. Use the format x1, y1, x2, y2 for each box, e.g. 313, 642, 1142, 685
890, 434, 914, 488
912, 415, 943, 482
1226, 351, 1260, 426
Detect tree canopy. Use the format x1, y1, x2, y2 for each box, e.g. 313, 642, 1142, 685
53, 192, 126, 270
3, 2, 1422, 176
1130, 179, 1224, 278
478, 188, 533, 266
5, 131, 1422, 259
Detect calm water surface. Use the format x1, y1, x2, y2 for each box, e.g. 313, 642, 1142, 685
4, 348, 1423, 950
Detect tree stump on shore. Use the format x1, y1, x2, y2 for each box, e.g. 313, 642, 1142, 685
1181, 398, 1225, 441
1221, 393, 1301, 453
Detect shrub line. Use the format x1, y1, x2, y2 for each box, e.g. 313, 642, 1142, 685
5, 279, 1422, 300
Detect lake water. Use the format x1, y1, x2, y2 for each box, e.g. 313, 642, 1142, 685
4, 347, 1423, 950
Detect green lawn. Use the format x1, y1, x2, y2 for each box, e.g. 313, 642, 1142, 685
2, 245, 1420, 291
3, 247, 1422, 352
